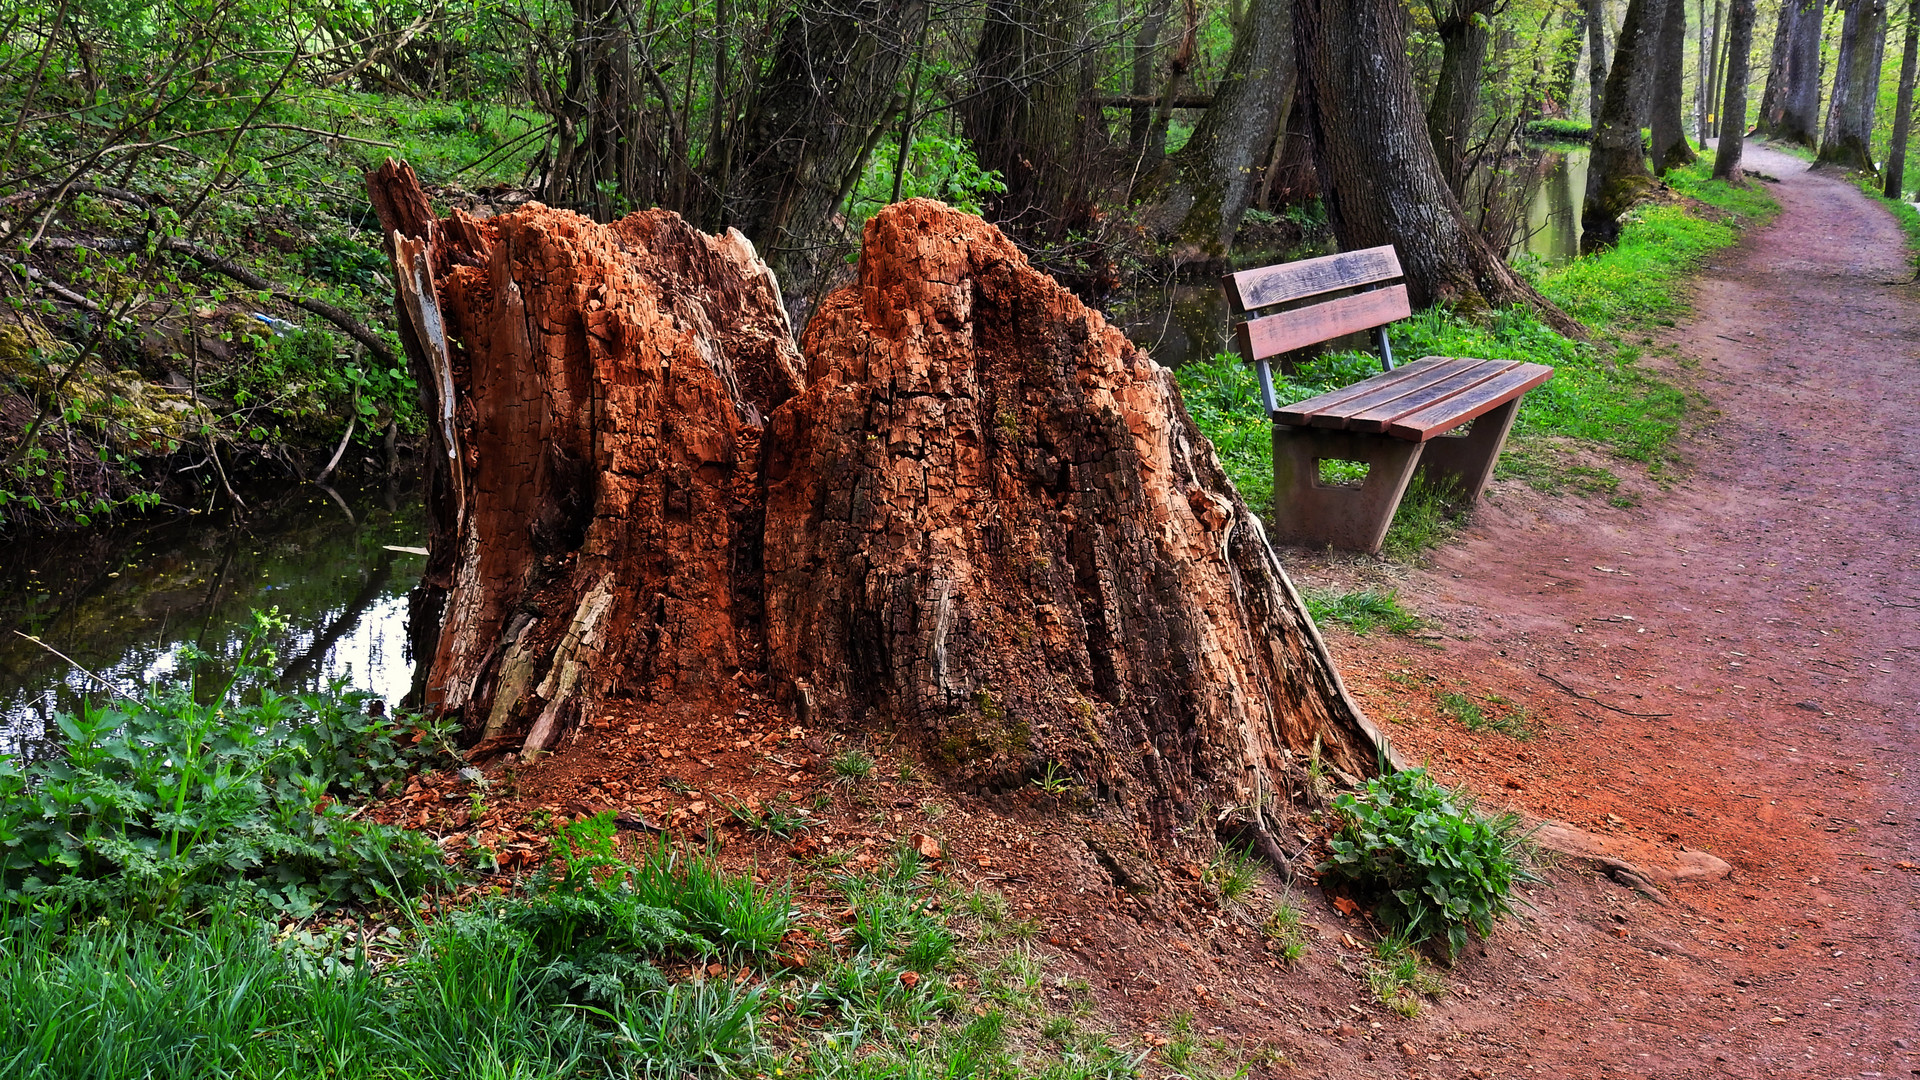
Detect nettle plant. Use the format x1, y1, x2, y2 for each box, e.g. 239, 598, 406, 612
0, 609, 451, 918
1319, 765, 1537, 959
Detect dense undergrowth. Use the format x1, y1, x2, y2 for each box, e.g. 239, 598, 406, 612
1177, 156, 1778, 557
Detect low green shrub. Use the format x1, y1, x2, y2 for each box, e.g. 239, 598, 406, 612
1319, 766, 1536, 958
1523, 118, 1591, 142
0, 611, 450, 918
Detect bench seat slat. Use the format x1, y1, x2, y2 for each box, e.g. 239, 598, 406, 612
1276, 357, 1481, 428
1383, 361, 1554, 440
1223, 244, 1403, 312
1344, 358, 1530, 431
1268, 355, 1452, 423
1235, 284, 1412, 363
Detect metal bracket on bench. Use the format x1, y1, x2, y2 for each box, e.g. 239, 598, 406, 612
1254, 356, 1280, 415
1373, 326, 1396, 372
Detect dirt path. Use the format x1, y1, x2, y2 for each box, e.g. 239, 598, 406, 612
1298, 143, 1920, 1077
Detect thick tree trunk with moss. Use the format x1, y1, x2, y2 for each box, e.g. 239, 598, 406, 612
1819, 0, 1890, 172
1650, 0, 1698, 171
1292, 0, 1580, 333
1135, 0, 1295, 265
369, 161, 1385, 867
1584, 0, 1665, 253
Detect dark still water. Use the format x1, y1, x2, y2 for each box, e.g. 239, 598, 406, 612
0, 480, 424, 759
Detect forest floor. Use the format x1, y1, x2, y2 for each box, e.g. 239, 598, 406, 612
367, 143, 1917, 1079
1283, 142, 1920, 1077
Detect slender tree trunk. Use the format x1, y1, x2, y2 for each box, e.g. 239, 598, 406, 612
1883, 0, 1920, 196
1756, 0, 1796, 131
1585, 0, 1666, 252
1293, 0, 1580, 331
1587, 0, 1611, 123
1651, 0, 1697, 170
1427, 0, 1496, 198
1818, 0, 1890, 172
1630, 0, 1670, 128
1137, 0, 1295, 263
1714, 0, 1756, 178
1706, 0, 1726, 136
1128, 0, 1175, 154
1696, 0, 1712, 140
721, 0, 926, 325
1550, 8, 1584, 113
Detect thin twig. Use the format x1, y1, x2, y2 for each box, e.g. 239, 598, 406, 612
11, 630, 138, 704
1534, 671, 1673, 718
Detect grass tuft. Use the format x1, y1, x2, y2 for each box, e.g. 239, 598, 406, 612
1303, 588, 1424, 635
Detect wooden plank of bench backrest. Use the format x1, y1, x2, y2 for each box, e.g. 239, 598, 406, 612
1383, 362, 1554, 440
1222, 245, 1403, 312
1280, 356, 1483, 429
1233, 284, 1411, 363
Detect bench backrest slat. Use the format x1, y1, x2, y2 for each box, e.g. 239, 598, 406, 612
1221, 244, 1403, 313
1233, 283, 1411, 364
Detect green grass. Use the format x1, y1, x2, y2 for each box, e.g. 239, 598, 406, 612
1302, 587, 1424, 635
1178, 156, 1777, 552
1366, 934, 1448, 1017
1437, 691, 1535, 740
1, 833, 1164, 1080
1523, 118, 1592, 142
1262, 896, 1310, 963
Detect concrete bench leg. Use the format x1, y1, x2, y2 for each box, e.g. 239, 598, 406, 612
1270, 425, 1425, 553
1415, 396, 1522, 506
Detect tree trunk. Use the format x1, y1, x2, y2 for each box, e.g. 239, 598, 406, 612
1651, 0, 1697, 170
1696, 0, 1719, 142
367, 164, 1387, 872
1587, 0, 1611, 123
1762, 0, 1827, 144
962, 0, 1097, 239
1136, 0, 1295, 264
1127, 0, 1177, 157
720, 0, 925, 326
1427, 0, 1496, 198
1883, 0, 1920, 196
1584, 0, 1666, 252
1818, 0, 1890, 172
1714, 0, 1757, 179
1629, 0, 1670, 129
1293, 0, 1581, 331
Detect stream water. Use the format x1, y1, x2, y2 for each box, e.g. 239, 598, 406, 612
0, 479, 425, 759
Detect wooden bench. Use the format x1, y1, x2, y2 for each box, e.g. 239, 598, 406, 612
1222, 245, 1552, 553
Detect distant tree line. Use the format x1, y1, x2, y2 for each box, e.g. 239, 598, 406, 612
3, 0, 1918, 332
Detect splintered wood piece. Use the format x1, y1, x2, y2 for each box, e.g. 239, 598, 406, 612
1221, 244, 1402, 312
1233, 284, 1411, 363
1274, 357, 1477, 428
1383, 362, 1553, 440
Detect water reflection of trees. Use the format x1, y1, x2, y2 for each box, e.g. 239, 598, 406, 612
0, 479, 423, 757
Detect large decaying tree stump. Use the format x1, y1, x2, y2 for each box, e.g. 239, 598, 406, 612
369, 161, 1383, 862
